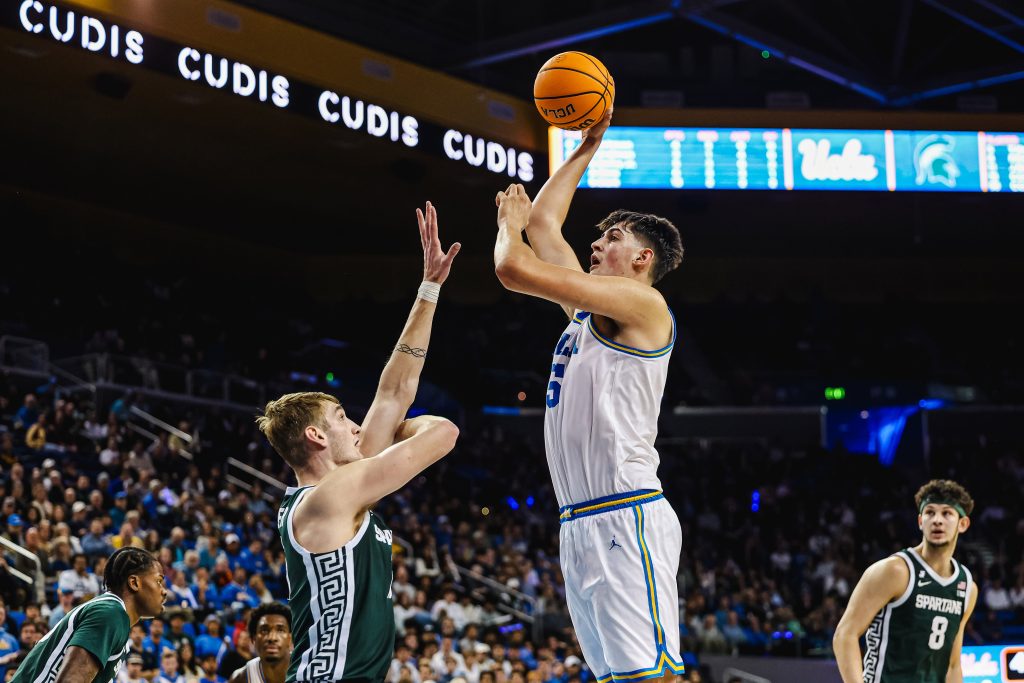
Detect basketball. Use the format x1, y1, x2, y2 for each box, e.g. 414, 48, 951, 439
534, 52, 615, 131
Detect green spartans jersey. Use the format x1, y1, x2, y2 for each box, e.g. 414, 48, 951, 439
862, 548, 973, 683
278, 486, 395, 682
11, 592, 131, 683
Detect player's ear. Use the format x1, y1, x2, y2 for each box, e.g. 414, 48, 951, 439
304, 424, 325, 447
958, 515, 970, 533
634, 248, 654, 265
917, 514, 923, 530
128, 574, 140, 592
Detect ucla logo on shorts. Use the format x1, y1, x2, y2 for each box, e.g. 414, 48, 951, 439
374, 526, 392, 545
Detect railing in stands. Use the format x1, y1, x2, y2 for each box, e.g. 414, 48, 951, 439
127, 406, 194, 461
0, 336, 48, 372
452, 563, 542, 642
0, 536, 45, 602
225, 457, 285, 502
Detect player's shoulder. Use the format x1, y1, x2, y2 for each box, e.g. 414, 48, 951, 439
864, 554, 913, 585
80, 593, 128, 618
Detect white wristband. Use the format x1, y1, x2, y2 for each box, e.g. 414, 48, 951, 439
417, 281, 441, 303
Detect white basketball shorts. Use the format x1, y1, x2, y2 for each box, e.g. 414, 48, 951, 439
558, 490, 685, 682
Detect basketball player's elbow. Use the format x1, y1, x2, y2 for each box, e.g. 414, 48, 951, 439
495, 255, 528, 291
832, 623, 857, 653
434, 419, 460, 455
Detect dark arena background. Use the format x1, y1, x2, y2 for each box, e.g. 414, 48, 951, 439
2, 1, 1024, 682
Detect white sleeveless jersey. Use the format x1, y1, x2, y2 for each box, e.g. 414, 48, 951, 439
233, 658, 264, 683
543, 310, 674, 507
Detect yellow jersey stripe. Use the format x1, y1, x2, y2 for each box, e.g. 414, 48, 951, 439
587, 318, 673, 358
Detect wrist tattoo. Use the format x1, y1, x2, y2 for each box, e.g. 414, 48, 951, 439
396, 343, 426, 358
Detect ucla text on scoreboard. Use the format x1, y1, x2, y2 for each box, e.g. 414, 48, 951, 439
552, 126, 1024, 193
11, 0, 536, 182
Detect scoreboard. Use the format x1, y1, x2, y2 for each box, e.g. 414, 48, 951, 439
961, 644, 1024, 682
550, 126, 1024, 193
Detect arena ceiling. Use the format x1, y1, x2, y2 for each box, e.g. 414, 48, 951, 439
3, 0, 1024, 282
236, 0, 1024, 111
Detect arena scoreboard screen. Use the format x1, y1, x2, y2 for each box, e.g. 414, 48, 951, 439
550, 126, 1024, 193
962, 644, 1024, 682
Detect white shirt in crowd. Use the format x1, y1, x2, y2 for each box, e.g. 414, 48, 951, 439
58, 569, 101, 598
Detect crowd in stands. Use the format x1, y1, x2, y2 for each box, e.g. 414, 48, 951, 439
2, 266, 1023, 412
0, 365, 1022, 682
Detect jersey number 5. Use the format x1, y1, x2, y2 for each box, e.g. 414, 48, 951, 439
547, 333, 572, 408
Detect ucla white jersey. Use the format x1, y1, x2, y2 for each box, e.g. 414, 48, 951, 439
543, 310, 674, 508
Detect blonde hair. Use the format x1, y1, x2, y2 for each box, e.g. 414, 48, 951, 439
256, 392, 339, 467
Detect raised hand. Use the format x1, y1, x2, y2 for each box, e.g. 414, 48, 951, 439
417, 201, 461, 284
582, 106, 613, 144
495, 183, 533, 232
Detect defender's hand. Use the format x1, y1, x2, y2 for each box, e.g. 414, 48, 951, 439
495, 184, 533, 232
418, 201, 461, 285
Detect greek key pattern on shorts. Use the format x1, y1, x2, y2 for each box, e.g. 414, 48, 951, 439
306, 549, 349, 679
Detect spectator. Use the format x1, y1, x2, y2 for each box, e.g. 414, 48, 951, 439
118, 653, 147, 683
198, 653, 226, 683
128, 623, 158, 678
144, 617, 173, 661
216, 627, 254, 679
47, 587, 76, 629
57, 553, 101, 599
179, 639, 202, 683
169, 571, 200, 609
697, 614, 729, 654
81, 518, 114, 560
158, 647, 186, 683
430, 587, 465, 631
195, 615, 228, 664
985, 578, 1012, 612
109, 491, 129, 529
247, 574, 274, 605
393, 564, 416, 603
99, 436, 122, 469
3, 515, 24, 546
191, 567, 220, 611
14, 395, 39, 431
219, 568, 259, 610
25, 414, 48, 451
18, 620, 43, 652
0, 604, 19, 681
238, 539, 266, 577
166, 612, 196, 652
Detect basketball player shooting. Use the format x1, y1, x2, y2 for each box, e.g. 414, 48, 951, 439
493, 109, 687, 682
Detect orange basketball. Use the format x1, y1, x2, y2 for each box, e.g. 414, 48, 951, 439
534, 52, 614, 131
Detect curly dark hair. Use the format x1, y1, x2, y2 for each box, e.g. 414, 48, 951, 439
104, 547, 158, 595
914, 479, 975, 517
248, 602, 292, 638
596, 210, 684, 284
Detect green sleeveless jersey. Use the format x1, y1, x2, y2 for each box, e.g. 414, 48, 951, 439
862, 548, 973, 683
11, 593, 131, 683
278, 486, 395, 683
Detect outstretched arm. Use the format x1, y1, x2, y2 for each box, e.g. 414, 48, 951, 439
523, 110, 613, 318
358, 202, 460, 458
494, 185, 665, 331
